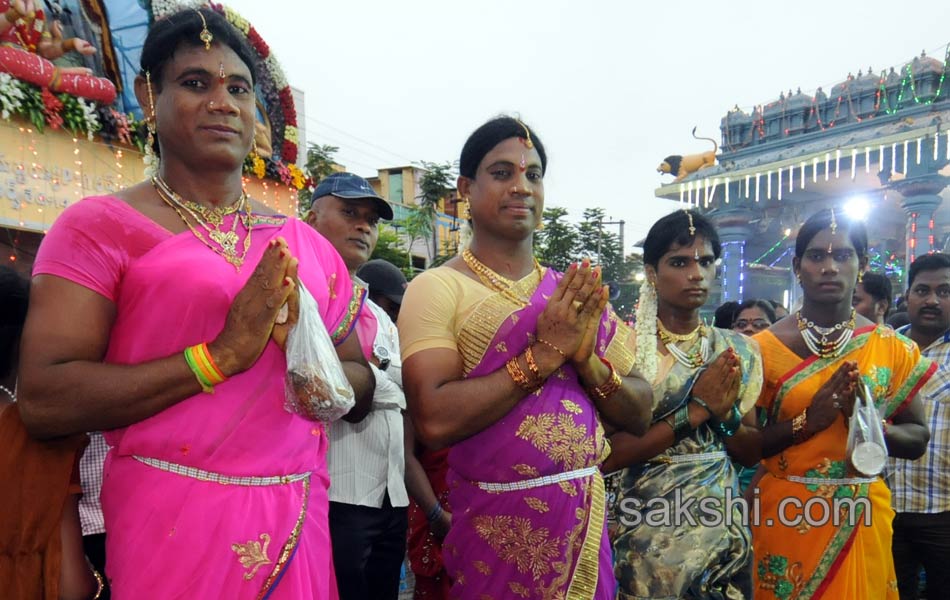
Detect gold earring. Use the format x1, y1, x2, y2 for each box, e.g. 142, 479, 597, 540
857, 271, 864, 284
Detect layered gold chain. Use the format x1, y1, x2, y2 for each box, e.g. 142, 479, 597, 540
461, 249, 542, 305
152, 176, 252, 270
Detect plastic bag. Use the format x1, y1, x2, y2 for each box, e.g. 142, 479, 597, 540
846, 381, 887, 476
284, 281, 355, 422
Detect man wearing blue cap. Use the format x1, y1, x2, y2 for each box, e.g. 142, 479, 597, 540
306, 173, 408, 600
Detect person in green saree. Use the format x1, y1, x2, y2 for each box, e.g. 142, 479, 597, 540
605, 209, 763, 599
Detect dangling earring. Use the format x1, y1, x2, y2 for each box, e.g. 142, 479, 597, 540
143, 71, 159, 178
857, 270, 864, 284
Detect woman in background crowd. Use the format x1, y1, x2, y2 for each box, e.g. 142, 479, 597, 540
732, 299, 776, 337
852, 271, 892, 325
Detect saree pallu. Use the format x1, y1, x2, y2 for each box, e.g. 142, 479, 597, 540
752, 326, 935, 600
609, 328, 762, 600
442, 269, 635, 600
33, 197, 362, 599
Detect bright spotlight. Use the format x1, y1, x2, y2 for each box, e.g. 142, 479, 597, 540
844, 196, 870, 221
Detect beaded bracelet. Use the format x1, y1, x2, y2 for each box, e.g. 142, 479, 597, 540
535, 338, 567, 359
184, 343, 227, 394
587, 357, 622, 401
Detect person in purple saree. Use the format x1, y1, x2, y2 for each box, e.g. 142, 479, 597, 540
399, 116, 653, 599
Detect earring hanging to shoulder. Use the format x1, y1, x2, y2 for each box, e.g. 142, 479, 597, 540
143, 70, 159, 178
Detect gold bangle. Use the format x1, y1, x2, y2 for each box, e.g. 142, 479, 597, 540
523, 345, 541, 381
506, 356, 534, 392
587, 358, 622, 400
535, 337, 567, 358
791, 410, 809, 443
92, 568, 104, 600
4, 7, 21, 23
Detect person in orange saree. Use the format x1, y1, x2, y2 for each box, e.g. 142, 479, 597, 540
752, 208, 933, 599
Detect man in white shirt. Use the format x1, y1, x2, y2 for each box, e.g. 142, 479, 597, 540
306, 173, 408, 600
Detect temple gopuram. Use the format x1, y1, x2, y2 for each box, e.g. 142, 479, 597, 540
0, 0, 306, 275
655, 47, 950, 309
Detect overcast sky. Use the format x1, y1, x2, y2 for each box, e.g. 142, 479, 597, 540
227, 0, 950, 251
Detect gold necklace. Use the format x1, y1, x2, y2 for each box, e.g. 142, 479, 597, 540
154, 175, 241, 226
152, 177, 252, 270
461, 249, 542, 305
657, 320, 706, 343
796, 309, 856, 358
657, 321, 710, 368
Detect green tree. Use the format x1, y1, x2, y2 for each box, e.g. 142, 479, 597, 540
370, 226, 410, 272
535, 207, 577, 271
415, 161, 456, 260
297, 143, 341, 213
305, 143, 341, 183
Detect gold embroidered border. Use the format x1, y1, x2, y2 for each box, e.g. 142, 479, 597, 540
255, 476, 311, 599
330, 282, 366, 345
565, 471, 604, 599
456, 270, 543, 376
603, 315, 636, 377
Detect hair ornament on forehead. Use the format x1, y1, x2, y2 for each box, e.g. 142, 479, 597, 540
685, 209, 696, 236
196, 9, 213, 50
516, 119, 534, 149
829, 207, 838, 236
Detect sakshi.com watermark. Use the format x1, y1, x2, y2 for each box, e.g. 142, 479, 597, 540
615, 488, 872, 528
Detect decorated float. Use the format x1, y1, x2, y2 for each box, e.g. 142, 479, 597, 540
0, 0, 307, 270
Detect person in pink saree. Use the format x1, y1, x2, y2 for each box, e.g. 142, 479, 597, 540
399, 116, 654, 599
17, 9, 375, 599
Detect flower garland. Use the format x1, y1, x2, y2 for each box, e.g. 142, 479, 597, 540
634, 279, 659, 393
209, 2, 300, 165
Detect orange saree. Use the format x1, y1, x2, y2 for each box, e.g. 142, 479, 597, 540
751, 325, 934, 599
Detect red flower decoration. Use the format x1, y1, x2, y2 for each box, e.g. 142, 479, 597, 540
282, 139, 297, 164
41, 88, 64, 130
247, 28, 270, 58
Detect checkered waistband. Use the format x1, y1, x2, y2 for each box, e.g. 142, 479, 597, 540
133, 455, 310, 487
474, 466, 598, 493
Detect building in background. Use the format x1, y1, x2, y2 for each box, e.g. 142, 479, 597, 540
367, 165, 462, 272
655, 49, 950, 310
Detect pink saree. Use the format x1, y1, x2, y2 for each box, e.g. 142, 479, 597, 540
32, 196, 366, 599
441, 269, 635, 599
